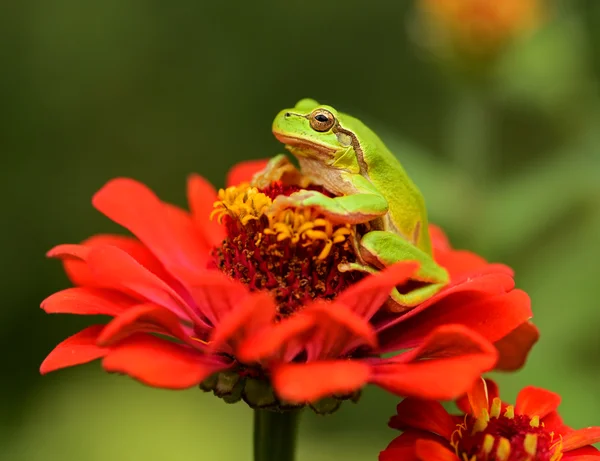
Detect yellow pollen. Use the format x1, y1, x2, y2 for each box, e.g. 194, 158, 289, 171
450, 416, 468, 453
496, 437, 511, 461
472, 409, 490, 434
550, 434, 564, 461
452, 401, 564, 461
264, 208, 353, 260
211, 183, 353, 261
190, 336, 210, 345
530, 415, 540, 428
482, 433, 495, 454
524, 433, 538, 457
488, 397, 501, 418
211, 183, 273, 225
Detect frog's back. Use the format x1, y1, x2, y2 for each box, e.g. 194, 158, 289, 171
340, 112, 432, 254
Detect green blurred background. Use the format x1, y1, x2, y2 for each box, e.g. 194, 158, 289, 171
2, 0, 600, 459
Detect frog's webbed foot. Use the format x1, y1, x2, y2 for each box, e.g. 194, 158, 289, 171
272, 190, 387, 225
271, 190, 341, 218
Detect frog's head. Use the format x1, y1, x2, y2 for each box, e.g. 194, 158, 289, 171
272, 98, 353, 165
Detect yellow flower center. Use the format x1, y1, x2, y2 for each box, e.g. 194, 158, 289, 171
211, 183, 353, 261
211, 183, 273, 226
451, 399, 563, 461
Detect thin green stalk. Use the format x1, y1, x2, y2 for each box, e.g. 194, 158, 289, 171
446, 86, 494, 246
253, 409, 301, 461
447, 87, 493, 185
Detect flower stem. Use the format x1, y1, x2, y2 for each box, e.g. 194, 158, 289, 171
446, 85, 494, 246
447, 86, 493, 184
253, 409, 301, 461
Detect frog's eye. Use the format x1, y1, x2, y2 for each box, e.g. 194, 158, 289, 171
309, 109, 336, 132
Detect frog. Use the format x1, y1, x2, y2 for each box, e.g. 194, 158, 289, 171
267, 98, 449, 312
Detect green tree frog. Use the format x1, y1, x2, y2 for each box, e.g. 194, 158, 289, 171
269, 98, 449, 311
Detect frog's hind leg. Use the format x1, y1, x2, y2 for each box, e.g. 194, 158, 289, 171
343, 230, 449, 312
385, 283, 448, 311
338, 261, 447, 312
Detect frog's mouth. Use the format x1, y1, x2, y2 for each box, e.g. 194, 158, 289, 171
273, 132, 336, 158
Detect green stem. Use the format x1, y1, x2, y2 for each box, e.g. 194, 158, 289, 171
447, 87, 493, 185
446, 86, 494, 246
253, 409, 301, 461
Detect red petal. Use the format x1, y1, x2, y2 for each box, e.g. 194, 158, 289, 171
398, 324, 498, 363
370, 325, 498, 400
237, 301, 377, 363
82, 234, 172, 279
40, 325, 107, 374
428, 225, 451, 253
542, 411, 569, 433
389, 398, 455, 439
494, 321, 539, 370
466, 377, 490, 418
47, 243, 94, 287
379, 447, 418, 461
236, 313, 313, 363
381, 430, 452, 461
336, 262, 418, 320
562, 446, 600, 459
371, 355, 495, 401
226, 159, 270, 187
435, 249, 495, 279
271, 360, 370, 403
210, 291, 276, 354
305, 301, 377, 359
562, 427, 600, 452
97, 303, 190, 346
376, 272, 516, 335
85, 245, 204, 326
102, 334, 230, 389
167, 202, 216, 259
47, 244, 90, 260
456, 379, 499, 415
186, 271, 250, 327
379, 289, 531, 353
415, 439, 459, 461
386, 430, 446, 449
92, 178, 210, 281
186, 174, 225, 247
48, 235, 173, 288
41, 287, 136, 316
515, 386, 561, 419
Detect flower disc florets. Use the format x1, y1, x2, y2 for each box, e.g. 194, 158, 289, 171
453, 400, 561, 461
210, 181, 363, 318
380, 380, 600, 461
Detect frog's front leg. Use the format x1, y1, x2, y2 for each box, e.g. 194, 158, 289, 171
250, 154, 310, 189
340, 230, 449, 312
272, 190, 388, 225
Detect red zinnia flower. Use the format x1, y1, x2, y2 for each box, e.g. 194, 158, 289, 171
381, 378, 600, 460
40, 159, 537, 411
416, 0, 543, 58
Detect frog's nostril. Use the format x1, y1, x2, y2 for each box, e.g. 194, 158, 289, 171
285, 112, 291, 117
